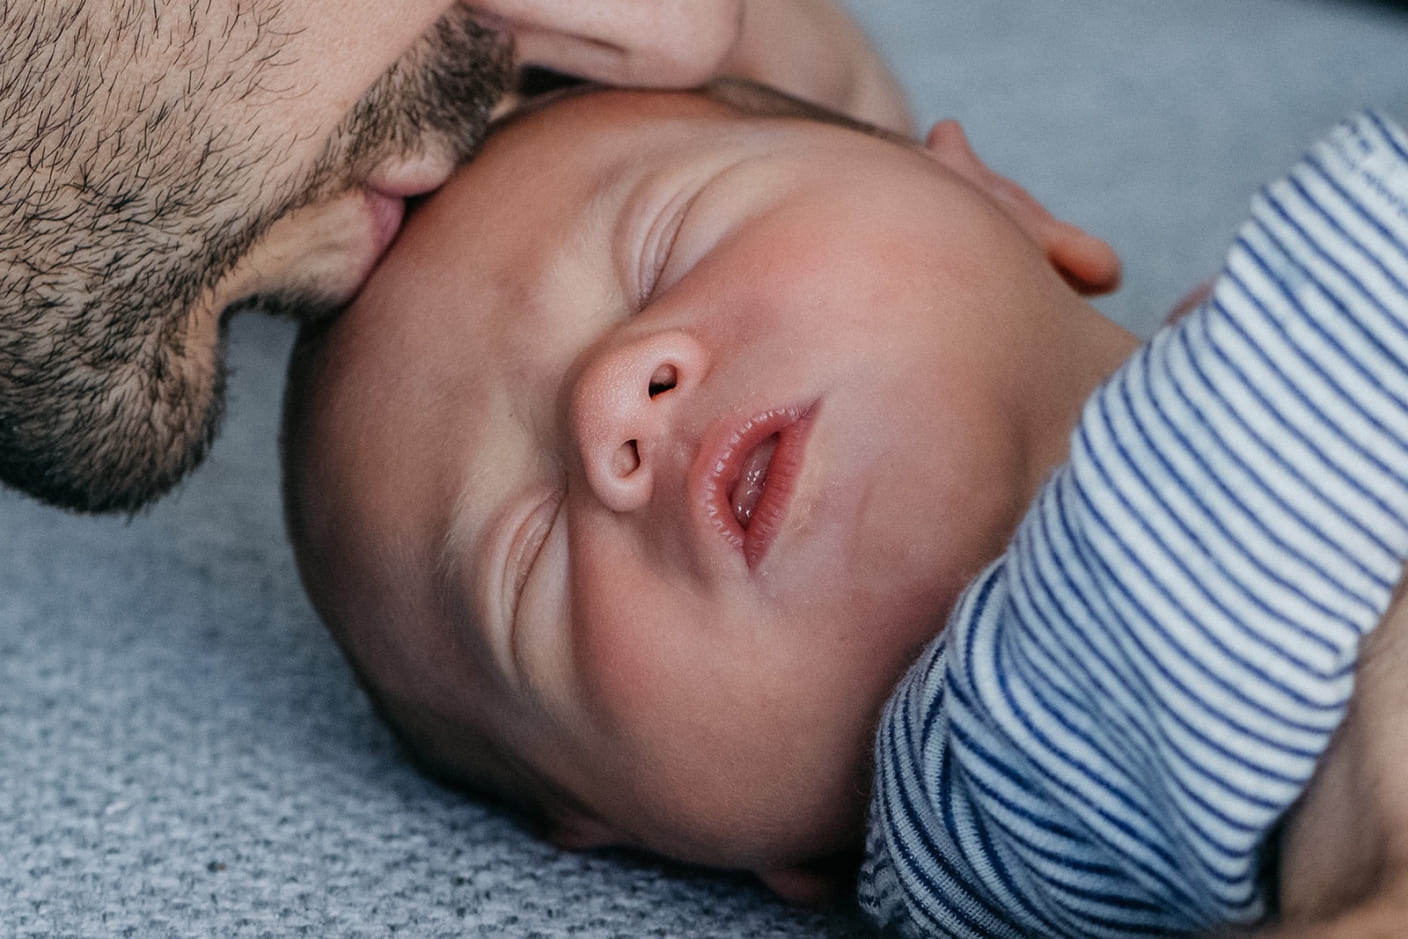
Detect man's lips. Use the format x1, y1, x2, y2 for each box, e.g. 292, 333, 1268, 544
695, 405, 816, 568
364, 190, 406, 268
211, 159, 457, 317
365, 152, 458, 200
363, 155, 459, 270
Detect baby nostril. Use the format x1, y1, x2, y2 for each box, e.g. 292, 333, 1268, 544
648, 364, 678, 398
611, 440, 641, 477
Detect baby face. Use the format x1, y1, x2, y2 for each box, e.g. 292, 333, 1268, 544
289, 85, 1130, 891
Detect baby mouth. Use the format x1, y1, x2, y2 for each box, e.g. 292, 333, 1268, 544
730, 434, 779, 528
695, 404, 815, 569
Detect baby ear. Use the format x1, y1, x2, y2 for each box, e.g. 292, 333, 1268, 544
546, 813, 620, 853
923, 120, 1122, 296
755, 851, 860, 904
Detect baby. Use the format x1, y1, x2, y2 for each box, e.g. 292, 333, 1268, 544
280, 81, 1408, 937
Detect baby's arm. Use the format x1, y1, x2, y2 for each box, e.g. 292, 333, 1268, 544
862, 112, 1408, 938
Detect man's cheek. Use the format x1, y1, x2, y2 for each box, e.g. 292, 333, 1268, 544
476, 0, 741, 86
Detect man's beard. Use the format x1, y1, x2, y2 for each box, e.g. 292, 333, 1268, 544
0, 7, 510, 514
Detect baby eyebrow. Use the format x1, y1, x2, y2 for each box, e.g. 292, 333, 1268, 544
433, 484, 493, 662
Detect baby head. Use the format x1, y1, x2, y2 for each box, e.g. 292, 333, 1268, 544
281, 80, 1136, 900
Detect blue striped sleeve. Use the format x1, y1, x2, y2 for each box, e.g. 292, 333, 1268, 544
860, 111, 1408, 938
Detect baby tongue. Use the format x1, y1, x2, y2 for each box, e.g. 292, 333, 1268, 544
730, 434, 779, 529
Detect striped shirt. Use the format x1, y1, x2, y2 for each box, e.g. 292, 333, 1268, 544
859, 112, 1408, 938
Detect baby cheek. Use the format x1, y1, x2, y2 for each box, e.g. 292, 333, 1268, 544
569, 572, 702, 736
568, 567, 772, 762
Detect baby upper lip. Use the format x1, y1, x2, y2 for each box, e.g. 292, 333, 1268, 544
691, 404, 816, 568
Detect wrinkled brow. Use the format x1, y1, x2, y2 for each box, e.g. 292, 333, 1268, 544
435, 479, 483, 656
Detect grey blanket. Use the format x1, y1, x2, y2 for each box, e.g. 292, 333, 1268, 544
4, 2, 1406, 935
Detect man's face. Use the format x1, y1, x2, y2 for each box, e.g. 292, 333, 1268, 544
1, 0, 510, 513
290, 88, 1132, 886
468, 0, 745, 88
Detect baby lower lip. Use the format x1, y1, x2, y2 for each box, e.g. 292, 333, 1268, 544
695, 405, 815, 570
730, 434, 779, 528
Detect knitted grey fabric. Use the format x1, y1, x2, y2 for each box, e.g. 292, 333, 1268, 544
2, 2, 1406, 936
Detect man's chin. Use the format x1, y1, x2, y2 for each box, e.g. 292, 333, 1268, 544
0, 358, 228, 516
228, 288, 350, 324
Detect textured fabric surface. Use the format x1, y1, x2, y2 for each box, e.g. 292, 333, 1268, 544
2, 2, 1406, 937
862, 112, 1408, 938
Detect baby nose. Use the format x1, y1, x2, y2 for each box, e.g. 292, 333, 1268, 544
569, 329, 707, 513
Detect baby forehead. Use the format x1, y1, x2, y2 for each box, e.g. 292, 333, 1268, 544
290, 322, 452, 552
498, 77, 914, 156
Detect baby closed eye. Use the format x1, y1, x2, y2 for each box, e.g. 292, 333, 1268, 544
636, 185, 698, 307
